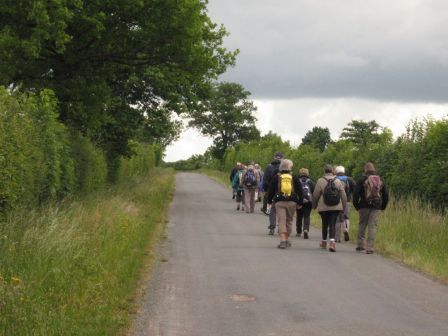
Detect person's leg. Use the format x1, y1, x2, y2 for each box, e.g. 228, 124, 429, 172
285, 202, 296, 241
236, 190, 242, 210
268, 202, 277, 233
357, 208, 369, 250
344, 204, 351, 241
276, 202, 288, 248
262, 192, 268, 212
319, 212, 329, 248
366, 209, 381, 253
250, 188, 256, 213
328, 211, 339, 252
296, 207, 304, 236
335, 212, 343, 242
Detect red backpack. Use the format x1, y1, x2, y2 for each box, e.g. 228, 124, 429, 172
364, 175, 383, 208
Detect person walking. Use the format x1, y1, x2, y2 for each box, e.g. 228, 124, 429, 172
254, 164, 263, 202
296, 168, 315, 239
229, 162, 241, 199
267, 159, 304, 249
312, 164, 347, 252
262, 152, 283, 214
242, 163, 260, 213
232, 163, 245, 211
353, 162, 389, 254
334, 166, 356, 242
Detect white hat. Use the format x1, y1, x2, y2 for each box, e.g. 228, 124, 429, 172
335, 166, 345, 174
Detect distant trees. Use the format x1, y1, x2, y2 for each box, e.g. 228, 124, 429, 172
301, 127, 332, 151
189, 82, 260, 160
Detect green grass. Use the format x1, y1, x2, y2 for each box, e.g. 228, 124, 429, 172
0, 168, 175, 335
200, 169, 448, 283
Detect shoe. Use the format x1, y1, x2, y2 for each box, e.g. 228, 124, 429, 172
278, 241, 287, 249
329, 240, 336, 252
356, 247, 366, 252
344, 231, 350, 242
303, 231, 309, 239
336, 239, 341, 243
296, 233, 301, 237
286, 240, 292, 248
241, 206, 245, 211
232, 194, 236, 199
366, 250, 374, 254
269, 229, 275, 235
236, 205, 240, 211
320, 240, 327, 249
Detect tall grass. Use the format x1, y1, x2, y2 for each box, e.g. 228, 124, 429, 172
200, 169, 448, 283
0, 168, 175, 335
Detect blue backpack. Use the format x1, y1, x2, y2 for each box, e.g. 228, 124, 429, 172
243, 169, 257, 187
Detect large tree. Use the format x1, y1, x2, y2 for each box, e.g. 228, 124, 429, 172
340, 120, 383, 147
189, 82, 260, 160
301, 126, 332, 152
0, 0, 236, 162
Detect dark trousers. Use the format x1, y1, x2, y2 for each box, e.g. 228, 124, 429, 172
319, 210, 340, 241
296, 204, 312, 234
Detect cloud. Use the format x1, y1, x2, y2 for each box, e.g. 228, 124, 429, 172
208, 0, 448, 102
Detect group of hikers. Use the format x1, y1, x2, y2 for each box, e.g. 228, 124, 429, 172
229, 152, 389, 253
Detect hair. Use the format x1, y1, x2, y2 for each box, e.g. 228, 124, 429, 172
324, 164, 334, 174
279, 159, 293, 172
299, 168, 309, 177
364, 162, 376, 173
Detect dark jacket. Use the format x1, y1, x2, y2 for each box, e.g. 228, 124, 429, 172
263, 159, 281, 191
335, 175, 356, 202
267, 171, 304, 205
230, 167, 238, 183
353, 172, 389, 210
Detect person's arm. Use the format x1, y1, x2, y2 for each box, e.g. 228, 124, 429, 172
352, 177, 363, 210
339, 180, 348, 212
267, 174, 278, 204
312, 179, 322, 209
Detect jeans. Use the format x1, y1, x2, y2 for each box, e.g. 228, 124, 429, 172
319, 210, 340, 241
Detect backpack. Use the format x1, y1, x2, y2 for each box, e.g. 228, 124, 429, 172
300, 177, 312, 204
243, 169, 257, 187
322, 178, 340, 206
364, 175, 383, 208
278, 173, 294, 197
336, 175, 350, 196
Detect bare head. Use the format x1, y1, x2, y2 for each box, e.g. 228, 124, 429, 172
279, 159, 293, 172
324, 164, 334, 174
299, 168, 309, 177
364, 162, 376, 174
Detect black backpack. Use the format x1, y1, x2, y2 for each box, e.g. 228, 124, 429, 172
300, 177, 312, 204
322, 178, 340, 206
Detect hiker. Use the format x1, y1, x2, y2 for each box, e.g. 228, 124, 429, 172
230, 162, 241, 199
262, 152, 283, 214
254, 164, 263, 202
353, 162, 389, 254
267, 159, 304, 249
296, 168, 315, 239
231, 163, 246, 211
242, 163, 261, 213
312, 164, 347, 252
334, 166, 356, 242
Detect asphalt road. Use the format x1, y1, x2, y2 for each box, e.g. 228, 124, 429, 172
129, 172, 448, 336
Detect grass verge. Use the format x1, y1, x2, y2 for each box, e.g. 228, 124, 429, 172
200, 169, 448, 283
0, 168, 175, 335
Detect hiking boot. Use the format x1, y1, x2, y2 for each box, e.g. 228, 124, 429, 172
344, 231, 350, 242
286, 240, 292, 248
303, 231, 309, 239
236, 205, 240, 211
269, 228, 275, 235
278, 241, 287, 249
356, 246, 366, 252
329, 240, 336, 252
320, 240, 327, 249
366, 250, 374, 254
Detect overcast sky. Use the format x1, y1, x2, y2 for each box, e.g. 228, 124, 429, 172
165, 0, 448, 161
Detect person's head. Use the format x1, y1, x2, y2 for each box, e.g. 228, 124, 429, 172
364, 162, 376, 174
236, 162, 241, 167
324, 164, 334, 174
247, 160, 255, 166
247, 164, 254, 171
254, 163, 260, 170
274, 152, 284, 160
299, 168, 309, 177
335, 166, 345, 176
279, 159, 293, 172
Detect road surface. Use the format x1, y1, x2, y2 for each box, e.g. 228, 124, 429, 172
129, 172, 448, 336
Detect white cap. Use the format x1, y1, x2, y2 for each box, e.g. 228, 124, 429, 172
335, 166, 345, 174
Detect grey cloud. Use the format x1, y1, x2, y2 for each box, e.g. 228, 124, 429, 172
208, 0, 448, 102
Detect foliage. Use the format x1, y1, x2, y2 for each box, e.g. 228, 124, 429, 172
189, 82, 260, 160
301, 126, 332, 152
0, 0, 237, 161
0, 168, 175, 335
